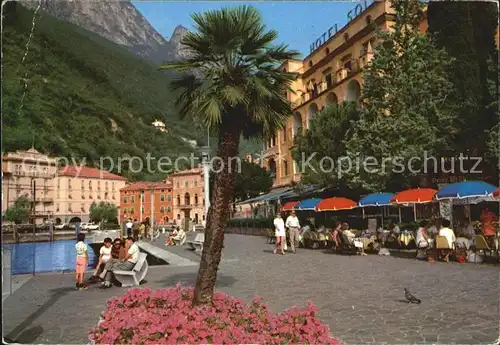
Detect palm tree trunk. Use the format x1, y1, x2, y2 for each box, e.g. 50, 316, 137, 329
193, 124, 240, 305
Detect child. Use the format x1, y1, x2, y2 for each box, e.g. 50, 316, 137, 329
89, 237, 112, 282
75, 233, 88, 290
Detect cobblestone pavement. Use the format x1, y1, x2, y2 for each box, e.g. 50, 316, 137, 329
3, 234, 499, 344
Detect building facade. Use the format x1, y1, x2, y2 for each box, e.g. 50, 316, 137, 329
169, 167, 205, 225
263, 0, 500, 189
119, 181, 174, 224
2, 148, 58, 224
55, 166, 126, 224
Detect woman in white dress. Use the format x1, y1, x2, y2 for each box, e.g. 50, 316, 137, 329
273, 213, 286, 255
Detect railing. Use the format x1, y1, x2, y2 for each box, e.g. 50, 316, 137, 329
2, 248, 12, 297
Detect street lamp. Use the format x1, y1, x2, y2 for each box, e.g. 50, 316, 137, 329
198, 145, 211, 222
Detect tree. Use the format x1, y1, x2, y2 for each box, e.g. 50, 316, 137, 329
427, 0, 499, 156
4, 196, 31, 224
89, 201, 118, 224
344, 0, 457, 192
291, 102, 359, 190
159, 6, 298, 305
233, 160, 273, 203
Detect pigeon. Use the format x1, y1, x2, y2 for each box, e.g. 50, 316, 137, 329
404, 288, 421, 304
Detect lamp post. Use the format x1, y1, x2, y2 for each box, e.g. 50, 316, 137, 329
198, 145, 211, 222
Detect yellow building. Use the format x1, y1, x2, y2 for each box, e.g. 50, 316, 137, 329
2, 148, 58, 224
262, 0, 409, 188
263, 0, 499, 190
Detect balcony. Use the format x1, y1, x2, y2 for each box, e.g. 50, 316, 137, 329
33, 210, 54, 216
35, 196, 53, 203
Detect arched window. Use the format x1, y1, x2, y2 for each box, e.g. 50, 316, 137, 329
176, 195, 181, 205
160, 206, 165, 213
195, 194, 199, 205
167, 194, 171, 201
184, 193, 190, 206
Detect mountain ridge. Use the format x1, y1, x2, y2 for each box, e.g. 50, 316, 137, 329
21, 0, 190, 63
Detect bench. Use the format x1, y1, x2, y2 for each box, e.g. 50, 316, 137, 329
113, 252, 149, 287
187, 233, 205, 252
172, 232, 187, 245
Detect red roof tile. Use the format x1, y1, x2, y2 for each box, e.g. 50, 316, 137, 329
170, 167, 203, 177
58, 166, 126, 180
120, 181, 173, 192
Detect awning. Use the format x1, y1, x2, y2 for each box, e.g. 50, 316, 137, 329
296, 198, 322, 211
281, 201, 299, 211
317, 197, 357, 211
238, 187, 293, 204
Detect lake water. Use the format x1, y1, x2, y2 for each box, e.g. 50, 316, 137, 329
3, 240, 97, 274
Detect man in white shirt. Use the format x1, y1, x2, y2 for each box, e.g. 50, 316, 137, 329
285, 210, 300, 253
101, 237, 139, 288
438, 219, 456, 262
172, 228, 186, 245
125, 219, 133, 237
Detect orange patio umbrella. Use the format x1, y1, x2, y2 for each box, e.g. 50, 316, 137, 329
390, 188, 437, 221
316, 197, 357, 212
281, 201, 299, 211
493, 188, 500, 198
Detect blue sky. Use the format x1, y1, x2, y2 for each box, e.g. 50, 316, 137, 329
133, 1, 368, 57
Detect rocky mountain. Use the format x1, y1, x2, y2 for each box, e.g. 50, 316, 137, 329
21, 0, 189, 63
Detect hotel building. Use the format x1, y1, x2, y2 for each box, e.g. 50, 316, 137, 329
55, 166, 126, 223
261, 0, 499, 189
2, 148, 58, 224
119, 180, 174, 224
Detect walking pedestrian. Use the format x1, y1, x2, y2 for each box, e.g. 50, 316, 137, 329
285, 210, 301, 253
125, 218, 133, 237
75, 233, 88, 290
273, 213, 286, 255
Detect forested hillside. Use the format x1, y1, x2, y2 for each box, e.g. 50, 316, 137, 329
3, 3, 198, 180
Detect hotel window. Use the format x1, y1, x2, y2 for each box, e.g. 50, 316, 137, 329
323, 69, 333, 88
176, 195, 181, 205
344, 32, 349, 42
97, 180, 101, 190
167, 194, 171, 201
365, 15, 372, 25
112, 182, 115, 191
283, 160, 288, 176
68, 179, 72, 190
194, 180, 198, 187
272, 136, 276, 147
177, 214, 181, 220
89, 181, 92, 190
124, 196, 128, 203
185, 181, 188, 188
160, 194, 165, 201
141, 207, 145, 214
282, 127, 287, 143
130, 207, 135, 214
342, 54, 352, 71
325, 47, 330, 56
308, 60, 313, 68
194, 194, 199, 205
105, 181, 108, 190
160, 206, 165, 213
81, 181, 84, 190
167, 206, 171, 212
57, 178, 60, 188
141, 193, 144, 202
130, 196, 135, 203
123, 208, 127, 214
176, 181, 180, 188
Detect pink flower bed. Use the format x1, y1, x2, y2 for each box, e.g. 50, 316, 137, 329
89, 284, 340, 344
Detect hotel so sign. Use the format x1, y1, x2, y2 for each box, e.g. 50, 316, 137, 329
310, 0, 373, 53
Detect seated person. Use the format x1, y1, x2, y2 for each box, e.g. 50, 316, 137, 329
99, 238, 127, 280
480, 208, 498, 248
89, 237, 112, 282
165, 227, 179, 246
172, 227, 186, 244
438, 218, 456, 262
101, 237, 139, 289
416, 220, 430, 248
331, 222, 342, 249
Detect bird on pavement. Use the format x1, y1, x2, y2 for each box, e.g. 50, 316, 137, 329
404, 288, 421, 304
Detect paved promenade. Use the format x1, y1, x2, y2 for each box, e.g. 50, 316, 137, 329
3, 234, 499, 344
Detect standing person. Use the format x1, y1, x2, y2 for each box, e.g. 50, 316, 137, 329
89, 237, 112, 282
480, 208, 498, 248
273, 213, 286, 255
75, 233, 88, 290
125, 218, 133, 237
133, 219, 140, 240
285, 210, 301, 253
139, 222, 146, 240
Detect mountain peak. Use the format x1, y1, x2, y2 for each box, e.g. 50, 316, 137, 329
170, 25, 189, 44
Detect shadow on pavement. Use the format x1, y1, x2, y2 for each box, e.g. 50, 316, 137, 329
6, 286, 74, 343
158, 272, 237, 288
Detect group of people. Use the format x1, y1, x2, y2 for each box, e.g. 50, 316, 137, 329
74, 234, 140, 290
125, 218, 153, 241
165, 226, 186, 246
273, 210, 301, 255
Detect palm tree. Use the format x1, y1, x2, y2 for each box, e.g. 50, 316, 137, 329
159, 6, 299, 305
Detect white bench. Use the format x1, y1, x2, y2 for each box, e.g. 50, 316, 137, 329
172, 232, 187, 245
187, 233, 204, 251
113, 252, 149, 287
